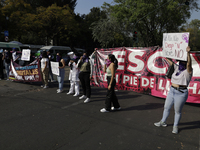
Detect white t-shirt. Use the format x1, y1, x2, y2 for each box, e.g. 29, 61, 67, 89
41, 58, 49, 69
171, 64, 193, 86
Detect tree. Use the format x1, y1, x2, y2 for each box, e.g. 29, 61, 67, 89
100, 0, 200, 47
1, 0, 33, 41
27, 4, 78, 45
181, 19, 200, 51
23, 0, 77, 10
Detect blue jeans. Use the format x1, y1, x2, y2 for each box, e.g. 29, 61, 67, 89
57, 68, 65, 91
161, 86, 188, 127
5, 62, 10, 79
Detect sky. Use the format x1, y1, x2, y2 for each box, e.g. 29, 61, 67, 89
75, 0, 200, 22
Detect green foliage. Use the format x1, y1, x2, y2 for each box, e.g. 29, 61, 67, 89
96, 0, 200, 47
23, 0, 77, 10
181, 19, 200, 51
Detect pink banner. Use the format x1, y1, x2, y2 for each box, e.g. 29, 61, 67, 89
9, 60, 42, 82
91, 47, 200, 104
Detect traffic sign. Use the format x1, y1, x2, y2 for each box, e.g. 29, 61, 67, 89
4, 30, 9, 36
5, 36, 9, 42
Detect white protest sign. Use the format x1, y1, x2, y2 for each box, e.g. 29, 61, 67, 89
12, 52, 18, 61
162, 32, 189, 61
51, 61, 59, 76
21, 49, 31, 61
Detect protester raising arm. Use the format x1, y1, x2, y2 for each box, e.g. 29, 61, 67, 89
186, 46, 192, 74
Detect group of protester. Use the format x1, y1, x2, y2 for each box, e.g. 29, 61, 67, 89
0, 46, 193, 134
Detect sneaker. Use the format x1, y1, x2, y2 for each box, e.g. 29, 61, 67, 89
51, 80, 56, 82
100, 108, 110, 113
67, 92, 73, 95
57, 89, 63, 93
154, 121, 167, 127
43, 85, 49, 89
111, 107, 121, 111
84, 98, 90, 103
73, 93, 79, 97
41, 85, 44, 88
57, 89, 60, 92
172, 126, 178, 134
79, 95, 87, 99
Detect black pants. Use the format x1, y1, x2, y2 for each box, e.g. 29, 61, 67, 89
0, 61, 4, 79
79, 72, 91, 98
105, 76, 120, 110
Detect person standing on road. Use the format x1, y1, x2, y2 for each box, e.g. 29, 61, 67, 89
0, 49, 4, 80
56, 52, 65, 93
100, 54, 121, 113
78, 52, 93, 103
47, 50, 55, 82
40, 51, 49, 89
154, 46, 193, 134
2, 50, 12, 80
67, 56, 80, 96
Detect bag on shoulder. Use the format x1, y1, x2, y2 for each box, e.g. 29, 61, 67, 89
165, 64, 174, 79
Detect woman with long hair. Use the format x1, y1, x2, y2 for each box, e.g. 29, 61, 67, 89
56, 52, 65, 93
100, 54, 121, 113
40, 51, 49, 88
154, 46, 193, 134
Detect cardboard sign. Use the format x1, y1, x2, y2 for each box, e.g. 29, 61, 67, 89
51, 61, 59, 76
21, 49, 31, 61
162, 33, 189, 61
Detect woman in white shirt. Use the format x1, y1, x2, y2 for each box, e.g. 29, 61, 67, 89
67, 57, 80, 96
154, 46, 193, 134
40, 51, 49, 88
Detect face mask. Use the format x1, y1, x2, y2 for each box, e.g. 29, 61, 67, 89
105, 59, 111, 67
82, 55, 88, 63
56, 55, 61, 62
176, 61, 186, 76
82, 55, 86, 59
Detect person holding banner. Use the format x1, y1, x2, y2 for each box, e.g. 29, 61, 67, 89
67, 56, 80, 96
56, 52, 65, 93
154, 46, 193, 134
100, 54, 121, 113
47, 50, 55, 82
40, 51, 49, 89
78, 52, 93, 103
0, 49, 4, 80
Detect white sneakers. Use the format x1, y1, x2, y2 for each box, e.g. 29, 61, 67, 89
57, 89, 63, 93
100, 107, 121, 113
41, 85, 48, 89
79, 95, 87, 99
67, 92, 73, 95
100, 108, 109, 113
172, 126, 178, 134
73, 93, 79, 97
84, 98, 90, 103
154, 121, 167, 127
111, 107, 121, 111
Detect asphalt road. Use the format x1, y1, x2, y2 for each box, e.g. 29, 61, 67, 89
0, 67, 199, 150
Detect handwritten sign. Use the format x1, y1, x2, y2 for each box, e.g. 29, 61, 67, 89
51, 61, 59, 76
21, 49, 31, 61
162, 33, 189, 61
